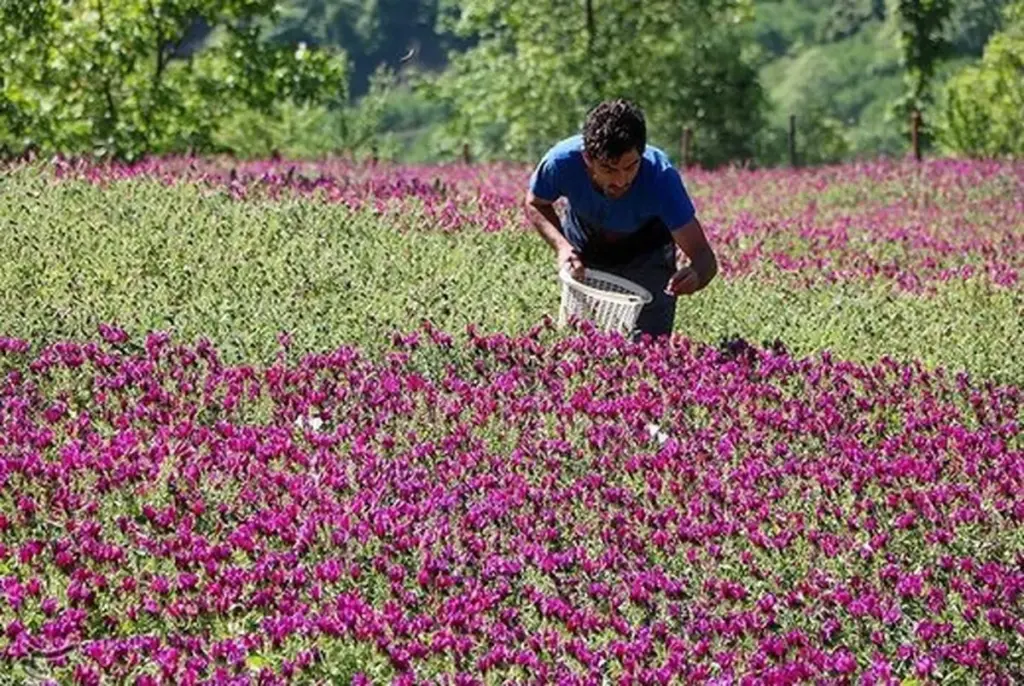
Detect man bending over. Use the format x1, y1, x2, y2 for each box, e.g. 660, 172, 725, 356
525, 98, 718, 339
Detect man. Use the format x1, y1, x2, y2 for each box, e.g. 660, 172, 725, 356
524, 98, 718, 339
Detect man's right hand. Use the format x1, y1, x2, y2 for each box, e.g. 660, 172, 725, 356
557, 245, 585, 280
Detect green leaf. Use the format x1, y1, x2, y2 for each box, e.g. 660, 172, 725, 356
246, 654, 270, 670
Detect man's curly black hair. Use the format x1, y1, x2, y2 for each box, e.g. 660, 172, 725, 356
582, 99, 647, 161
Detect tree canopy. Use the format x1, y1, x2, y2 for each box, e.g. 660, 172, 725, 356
936, 0, 1024, 157
415, 0, 767, 168
0, 0, 346, 159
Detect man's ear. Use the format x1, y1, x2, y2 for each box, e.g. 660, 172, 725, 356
582, 151, 592, 169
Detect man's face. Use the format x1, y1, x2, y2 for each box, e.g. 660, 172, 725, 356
584, 148, 641, 199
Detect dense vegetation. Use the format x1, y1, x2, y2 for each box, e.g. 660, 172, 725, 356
0, 4, 1018, 683
2, 0, 1020, 166
0, 155, 1021, 684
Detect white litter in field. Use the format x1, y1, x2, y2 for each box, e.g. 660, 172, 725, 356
645, 422, 670, 445
294, 416, 324, 431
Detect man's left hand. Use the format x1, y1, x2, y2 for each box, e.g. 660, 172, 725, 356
666, 217, 718, 296
665, 266, 701, 295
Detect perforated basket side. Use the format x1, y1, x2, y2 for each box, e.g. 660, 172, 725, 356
557, 268, 651, 334
560, 268, 653, 305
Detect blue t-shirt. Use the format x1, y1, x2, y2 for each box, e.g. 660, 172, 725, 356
528, 134, 696, 261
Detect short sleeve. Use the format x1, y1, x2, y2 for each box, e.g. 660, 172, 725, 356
528, 154, 562, 202
659, 169, 696, 229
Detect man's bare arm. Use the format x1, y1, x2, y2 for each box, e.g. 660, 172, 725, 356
525, 191, 570, 252
666, 217, 718, 295
525, 191, 583, 276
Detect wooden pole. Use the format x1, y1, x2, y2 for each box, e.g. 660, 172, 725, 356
462, 142, 471, 164
788, 114, 797, 167
681, 126, 693, 169
911, 109, 921, 162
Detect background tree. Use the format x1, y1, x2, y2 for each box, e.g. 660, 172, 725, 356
3, 0, 1013, 164
935, 0, 1023, 157
0, 0, 347, 160
889, 0, 954, 152
416, 0, 767, 168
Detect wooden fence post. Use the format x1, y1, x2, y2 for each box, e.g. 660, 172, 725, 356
911, 109, 922, 162
681, 126, 693, 169
788, 114, 797, 167
462, 143, 471, 164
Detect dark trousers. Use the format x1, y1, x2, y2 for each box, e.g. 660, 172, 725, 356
598, 243, 678, 339
575, 217, 678, 339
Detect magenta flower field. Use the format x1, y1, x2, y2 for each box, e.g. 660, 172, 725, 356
0, 155, 1021, 684
0, 321, 1021, 685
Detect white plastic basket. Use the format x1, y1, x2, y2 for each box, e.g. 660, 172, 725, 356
558, 267, 653, 334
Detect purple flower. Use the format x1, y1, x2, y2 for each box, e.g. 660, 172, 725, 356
830, 648, 857, 674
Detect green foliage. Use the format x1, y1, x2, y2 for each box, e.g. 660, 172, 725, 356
758, 21, 907, 159
946, 0, 1010, 55
212, 64, 408, 160
755, 105, 851, 166
3, 0, 1009, 166
816, 0, 885, 43
211, 102, 340, 160
888, 0, 954, 147
0, 0, 347, 160
748, 0, 1007, 166
371, 85, 455, 163
271, 0, 469, 96
766, 23, 901, 120
209, 65, 452, 162
936, 0, 1024, 157
2, 0, 1013, 166
749, 0, 833, 63
417, 0, 767, 168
